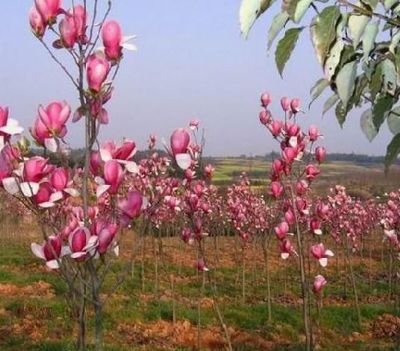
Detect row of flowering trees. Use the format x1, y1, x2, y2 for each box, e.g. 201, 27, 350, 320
0, 1, 398, 350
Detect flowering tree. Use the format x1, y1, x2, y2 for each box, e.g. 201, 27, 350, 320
259, 92, 332, 351
0, 1, 144, 350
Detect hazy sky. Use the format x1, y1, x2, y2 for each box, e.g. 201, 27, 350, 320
0, 1, 390, 156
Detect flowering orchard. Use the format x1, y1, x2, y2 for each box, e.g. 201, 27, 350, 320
0, 1, 398, 350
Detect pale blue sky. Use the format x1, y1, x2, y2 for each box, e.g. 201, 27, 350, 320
0, 1, 389, 156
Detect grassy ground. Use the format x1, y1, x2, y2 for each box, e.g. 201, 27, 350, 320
212, 157, 400, 198
0, 222, 398, 350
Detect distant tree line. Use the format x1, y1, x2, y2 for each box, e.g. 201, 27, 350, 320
31, 148, 393, 167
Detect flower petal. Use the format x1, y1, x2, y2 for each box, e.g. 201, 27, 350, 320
175, 153, 191, 170
31, 243, 45, 260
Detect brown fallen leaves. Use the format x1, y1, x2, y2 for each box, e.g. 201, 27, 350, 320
0, 281, 54, 298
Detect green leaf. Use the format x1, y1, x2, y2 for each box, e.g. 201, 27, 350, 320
338, 45, 356, 69
390, 30, 400, 54
310, 6, 341, 66
384, 0, 398, 10
309, 78, 329, 107
275, 27, 303, 76
240, 0, 272, 38
336, 60, 357, 107
352, 74, 368, 106
372, 94, 394, 131
387, 107, 400, 134
360, 109, 378, 141
348, 14, 370, 49
267, 12, 289, 49
369, 63, 383, 101
323, 94, 340, 115
325, 40, 345, 80
362, 21, 379, 61
287, 0, 300, 18
381, 58, 397, 96
385, 133, 400, 169
294, 0, 313, 22
335, 101, 347, 127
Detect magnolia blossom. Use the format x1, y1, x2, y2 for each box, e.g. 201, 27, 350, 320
69, 227, 98, 260
275, 221, 290, 240
31, 101, 70, 151
280, 97, 290, 111
34, 0, 62, 24
0, 107, 24, 150
31, 235, 66, 269
260, 92, 272, 108
170, 128, 191, 170
86, 53, 110, 92
310, 243, 334, 267
290, 98, 300, 113
280, 239, 296, 259
313, 275, 327, 295
118, 191, 143, 227
58, 5, 87, 47
101, 20, 136, 61
29, 6, 46, 37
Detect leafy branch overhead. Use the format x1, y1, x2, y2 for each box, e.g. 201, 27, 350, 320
239, 0, 400, 167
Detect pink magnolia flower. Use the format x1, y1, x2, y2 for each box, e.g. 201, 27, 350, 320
280, 97, 290, 111
280, 239, 295, 259
204, 164, 215, 178
285, 208, 295, 225
305, 164, 320, 181
31, 116, 50, 145
316, 203, 330, 219
96, 224, 119, 255
310, 243, 334, 267
270, 181, 284, 199
283, 147, 297, 164
103, 160, 123, 194
0, 107, 24, 143
0, 148, 12, 182
23, 157, 52, 183
59, 15, 77, 48
31, 235, 64, 269
181, 228, 194, 244
315, 146, 326, 163
170, 128, 190, 156
296, 180, 309, 196
118, 191, 142, 227
313, 275, 327, 295
50, 167, 68, 191
259, 110, 271, 125
308, 125, 320, 142
101, 140, 136, 161
196, 258, 209, 272
290, 98, 300, 113
70, 5, 87, 43
86, 53, 110, 92
275, 221, 289, 240
29, 6, 47, 37
69, 227, 97, 260
90, 151, 103, 176
33, 182, 52, 205
268, 120, 282, 137
260, 92, 272, 108
310, 218, 323, 235
37, 101, 70, 137
34, 0, 62, 24
102, 20, 123, 61
189, 119, 200, 130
